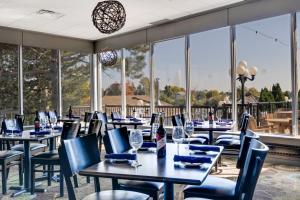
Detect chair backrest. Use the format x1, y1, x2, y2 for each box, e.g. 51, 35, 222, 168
172, 114, 183, 126
234, 139, 269, 200
180, 113, 186, 125
236, 130, 259, 169
61, 121, 80, 140
103, 127, 130, 154
83, 112, 93, 123
150, 113, 158, 126
94, 112, 109, 131
3, 118, 23, 132
15, 114, 25, 125
111, 111, 121, 120
87, 119, 102, 136
59, 134, 100, 200
240, 113, 250, 133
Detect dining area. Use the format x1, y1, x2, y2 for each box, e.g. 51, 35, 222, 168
0, 110, 271, 200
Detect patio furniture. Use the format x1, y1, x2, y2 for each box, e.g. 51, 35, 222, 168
250, 116, 275, 133
0, 150, 23, 194
183, 139, 269, 200
103, 127, 164, 199
59, 134, 150, 200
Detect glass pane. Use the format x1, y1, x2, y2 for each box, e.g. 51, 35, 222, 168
236, 14, 291, 135
190, 27, 231, 120
153, 37, 185, 125
125, 44, 150, 117
0, 43, 19, 118
102, 50, 122, 115
23, 46, 58, 125
61, 51, 91, 117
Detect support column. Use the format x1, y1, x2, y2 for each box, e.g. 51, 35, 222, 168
97, 55, 103, 111
18, 45, 23, 115
290, 13, 298, 136
185, 35, 191, 120
90, 54, 98, 112
58, 50, 62, 117
121, 49, 126, 117
149, 43, 155, 114
230, 26, 238, 130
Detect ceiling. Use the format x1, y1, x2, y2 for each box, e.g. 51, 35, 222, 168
0, 0, 243, 41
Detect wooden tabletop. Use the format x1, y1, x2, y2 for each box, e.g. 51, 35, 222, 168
266, 118, 292, 124
0, 130, 61, 142
79, 143, 223, 185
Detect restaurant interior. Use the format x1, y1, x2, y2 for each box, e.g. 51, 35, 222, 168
0, 0, 299, 199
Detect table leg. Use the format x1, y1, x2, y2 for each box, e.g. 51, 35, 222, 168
164, 182, 174, 200
209, 130, 213, 144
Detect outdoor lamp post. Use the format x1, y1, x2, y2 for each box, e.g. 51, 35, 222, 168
236, 60, 258, 112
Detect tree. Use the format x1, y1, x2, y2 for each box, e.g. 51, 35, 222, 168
246, 87, 260, 98
271, 83, 285, 102
104, 83, 121, 96
259, 87, 274, 102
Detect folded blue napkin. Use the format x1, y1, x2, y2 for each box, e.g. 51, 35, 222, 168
104, 153, 136, 160
173, 155, 212, 164
114, 118, 125, 121
142, 129, 151, 133
219, 119, 233, 123
189, 145, 220, 152
216, 122, 227, 126
141, 142, 156, 148
129, 118, 141, 122
30, 130, 51, 135
53, 126, 63, 131
5, 129, 22, 134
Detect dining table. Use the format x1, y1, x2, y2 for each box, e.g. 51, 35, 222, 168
265, 118, 292, 133
79, 143, 223, 200
194, 121, 235, 144
0, 130, 61, 196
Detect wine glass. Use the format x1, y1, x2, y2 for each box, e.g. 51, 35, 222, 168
8, 119, 16, 137
40, 117, 46, 130
184, 120, 194, 146
151, 122, 159, 141
49, 115, 57, 131
172, 126, 185, 155
129, 129, 143, 167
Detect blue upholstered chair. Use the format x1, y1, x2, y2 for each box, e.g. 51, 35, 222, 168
59, 134, 149, 200
183, 137, 269, 200
103, 127, 164, 200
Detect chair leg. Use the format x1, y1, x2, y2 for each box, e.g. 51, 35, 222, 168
18, 162, 23, 186
47, 165, 52, 186
59, 169, 64, 197
73, 175, 78, 188
2, 163, 7, 194
31, 163, 35, 195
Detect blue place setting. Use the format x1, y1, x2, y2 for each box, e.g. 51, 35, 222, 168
129, 118, 142, 122
30, 129, 51, 136
139, 142, 156, 152
173, 155, 212, 168
5, 129, 22, 136
104, 153, 137, 163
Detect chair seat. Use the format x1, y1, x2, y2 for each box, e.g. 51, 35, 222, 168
214, 138, 240, 147
0, 150, 23, 159
119, 180, 164, 191
217, 135, 239, 140
83, 190, 149, 200
184, 176, 236, 200
32, 150, 59, 160
11, 143, 47, 152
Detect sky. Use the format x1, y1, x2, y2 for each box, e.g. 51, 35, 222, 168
103, 13, 300, 93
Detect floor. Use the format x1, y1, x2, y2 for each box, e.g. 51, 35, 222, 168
0, 156, 299, 200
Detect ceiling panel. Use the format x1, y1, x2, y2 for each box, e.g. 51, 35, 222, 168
0, 0, 243, 40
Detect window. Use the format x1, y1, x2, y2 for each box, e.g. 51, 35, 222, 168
23, 46, 58, 124
125, 44, 150, 117
153, 37, 185, 124
102, 50, 122, 115
61, 51, 91, 117
0, 43, 19, 118
190, 27, 231, 120
236, 15, 291, 135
